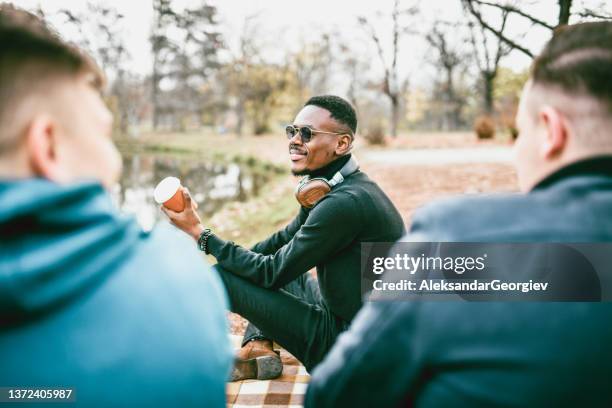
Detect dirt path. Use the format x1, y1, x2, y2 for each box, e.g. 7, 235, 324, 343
359, 137, 519, 226
362, 161, 518, 226
360, 145, 517, 225
362, 146, 513, 165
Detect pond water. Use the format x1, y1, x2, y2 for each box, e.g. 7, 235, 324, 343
112, 154, 276, 231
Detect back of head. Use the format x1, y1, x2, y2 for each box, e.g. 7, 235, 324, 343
528, 21, 612, 148
0, 4, 121, 188
514, 21, 612, 191
532, 21, 612, 111
0, 4, 103, 156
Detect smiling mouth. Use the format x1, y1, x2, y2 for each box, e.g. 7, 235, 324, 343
289, 148, 307, 162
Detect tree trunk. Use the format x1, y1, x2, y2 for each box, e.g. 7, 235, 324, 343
390, 94, 399, 138
558, 0, 572, 26
235, 100, 245, 137
445, 67, 460, 129
152, 60, 160, 130
483, 71, 495, 114
119, 105, 129, 135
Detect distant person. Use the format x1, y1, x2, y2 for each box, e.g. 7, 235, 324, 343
305, 22, 612, 407
0, 5, 231, 407
163, 95, 405, 380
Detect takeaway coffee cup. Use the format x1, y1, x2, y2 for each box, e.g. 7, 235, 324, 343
154, 176, 185, 212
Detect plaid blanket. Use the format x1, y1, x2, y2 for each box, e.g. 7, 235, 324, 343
226, 335, 310, 407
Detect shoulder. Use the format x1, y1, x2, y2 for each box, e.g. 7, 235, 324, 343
336, 170, 397, 209
311, 188, 362, 221
407, 193, 532, 241
80, 222, 232, 403
340, 170, 379, 194
114, 221, 231, 355
133, 223, 229, 309
316, 171, 379, 208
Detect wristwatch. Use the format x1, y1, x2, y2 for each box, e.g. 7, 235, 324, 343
197, 228, 214, 254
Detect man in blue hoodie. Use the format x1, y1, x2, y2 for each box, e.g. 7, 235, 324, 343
0, 5, 232, 407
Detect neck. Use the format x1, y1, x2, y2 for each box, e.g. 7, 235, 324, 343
531, 154, 612, 191
0, 150, 32, 179
307, 154, 351, 179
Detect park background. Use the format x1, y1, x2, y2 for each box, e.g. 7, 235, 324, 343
17, 0, 612, 333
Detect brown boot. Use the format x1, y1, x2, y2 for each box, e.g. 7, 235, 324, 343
230, 339, 283, 381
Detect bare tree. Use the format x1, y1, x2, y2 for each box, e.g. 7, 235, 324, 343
462, 0, 612, 59
358, 0, 418, 138
59, 4, 132, 134
291, 33, 334, 109
150, 0, 178, 130
464, 5, 512, 114
337, 39, 371, 115
426, 22, 467, 129
150, 0, 224, 131
220, 14, 295, 136
222, 13, 263, 136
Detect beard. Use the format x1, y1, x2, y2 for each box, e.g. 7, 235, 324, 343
291, 168, 311, 176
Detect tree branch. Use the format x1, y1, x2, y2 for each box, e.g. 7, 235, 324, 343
479, 19, 492, 71
358, 16, 392, 95
467, 21, 485, 73
463, 0, 534, 58
472, 0, 555, 30
494, 9, 509, 67
576, 9, 612, 20
392, 0, 399, 73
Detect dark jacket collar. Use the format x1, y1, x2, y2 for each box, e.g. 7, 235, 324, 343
308, 154, 352, 180
533, 155, 612, 191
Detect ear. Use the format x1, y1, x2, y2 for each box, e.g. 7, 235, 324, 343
538, 106, 568, 159
335, 133, 353, 155
26, 115, 64, 182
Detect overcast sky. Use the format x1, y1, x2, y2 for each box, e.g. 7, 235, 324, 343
15, 0, 611, 88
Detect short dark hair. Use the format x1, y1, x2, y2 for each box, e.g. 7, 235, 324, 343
0, 4, 103, 153
532, 21, 612, 110
304, 95, 358, 135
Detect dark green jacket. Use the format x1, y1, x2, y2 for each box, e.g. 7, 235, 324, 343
208, 155, 405, 323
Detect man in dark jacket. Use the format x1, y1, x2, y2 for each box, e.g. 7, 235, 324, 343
305, 22, 612, 407
164, 95, 405, 379
0, 6, 232, 406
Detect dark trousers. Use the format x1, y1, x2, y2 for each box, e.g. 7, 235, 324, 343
214, 265, 348, 372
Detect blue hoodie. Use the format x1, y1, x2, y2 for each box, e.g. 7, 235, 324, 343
0, 179, 232, 407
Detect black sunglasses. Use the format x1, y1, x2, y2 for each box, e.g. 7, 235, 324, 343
285, 125, 349, 143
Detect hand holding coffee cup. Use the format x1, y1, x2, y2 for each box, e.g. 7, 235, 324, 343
155, 177, 204, 241
154, 176, 185, 212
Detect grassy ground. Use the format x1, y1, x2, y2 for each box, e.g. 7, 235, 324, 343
116, 131, 290, 166
207, 175, 298, 248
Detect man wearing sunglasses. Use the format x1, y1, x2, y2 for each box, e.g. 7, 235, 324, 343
163, 95, 404, 380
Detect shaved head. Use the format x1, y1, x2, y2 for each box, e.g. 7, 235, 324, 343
0, 4, 103, 156
524, 82, 612, 150
0, 5, 120, 189
513, 22, 612, 192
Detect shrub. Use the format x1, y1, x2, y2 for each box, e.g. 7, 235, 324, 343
364, 123, 387, 145
474, 115, 496, 140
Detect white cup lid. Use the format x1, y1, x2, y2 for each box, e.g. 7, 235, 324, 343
154, 176, 181, 204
